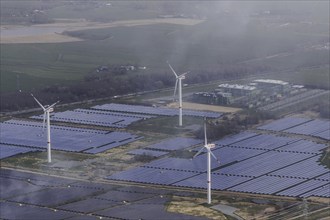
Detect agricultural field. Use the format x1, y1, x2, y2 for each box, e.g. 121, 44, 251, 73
1, 1, 329, 102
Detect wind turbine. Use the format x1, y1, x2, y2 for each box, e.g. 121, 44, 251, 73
167, 61, 189, 127
31, 94, 59, 163
193, 117, 220, 204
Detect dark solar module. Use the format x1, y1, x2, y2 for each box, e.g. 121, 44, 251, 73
0, 201, 76, 220
9, 187, 103, 207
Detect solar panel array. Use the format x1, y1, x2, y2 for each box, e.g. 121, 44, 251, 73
0, 120, 142, 155
107, 132, 329, 198
31, 108, 154, 128
259, 117, 330, 140
258, 117, 312, 131
92, 103, 222, 118
1, 169, 204, 220
284, 119, 330, 140
0, 144, 43, 160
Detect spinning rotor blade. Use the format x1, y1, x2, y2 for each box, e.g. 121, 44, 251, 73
31, 93, 45, 111
210, 151, 220, 164
179, 71, 190, 78
193, 147, 205, 158
45, 100, 60, 111
167, 61, 178, 78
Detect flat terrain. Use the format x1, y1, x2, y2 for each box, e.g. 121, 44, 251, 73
0, 18, 203, 44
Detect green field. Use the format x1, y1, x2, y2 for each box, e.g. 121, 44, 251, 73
1, 1, 329, 98
2, 19, 329, 93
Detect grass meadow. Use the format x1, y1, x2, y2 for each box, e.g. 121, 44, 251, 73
1, 2, 329, 93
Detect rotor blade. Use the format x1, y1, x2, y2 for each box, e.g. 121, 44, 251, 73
42, 112, 46, 133
31, 94, 45, 111
45, 100, 60, 111
167, 61, 178, 77
210, 151, 220, 164
193, 147, 205, 158
179, 71, 190, 78
173, 79, 178, 100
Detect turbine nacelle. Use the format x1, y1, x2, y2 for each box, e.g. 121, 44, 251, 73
206, 143, 215, 149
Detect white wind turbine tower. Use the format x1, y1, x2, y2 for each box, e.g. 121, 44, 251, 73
194, 117, 220, 204
31, 94, 59, 163
167, 61, 189, 127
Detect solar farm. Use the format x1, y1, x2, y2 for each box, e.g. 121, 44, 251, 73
0, 119, 142, 155
0, 169, 207, 220
108, 131, 329, 198
1, 101, 329, 219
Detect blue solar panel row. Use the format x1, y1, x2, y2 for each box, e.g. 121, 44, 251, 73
212, 146, 265, 166
31, 108, 154, 128
284, 119, 330, 140
276, 179, 329, 197
227, 175, 305, 195
128, 149, 168, 157
146, 137, 203, 151
229, 134, 298, 150
173, 173, 252, 190
213, 131, 259, 146
92, 103, 222, 118
0, 144, 43, 159
142, 156, 220, 173
268, 156, 329, 180
299, 185, 330, 198
107, 167, 197, 185
218, 151, 313, 177
1, 120, 142, 154
276, 139, 326, 154
258, 117, 312, 131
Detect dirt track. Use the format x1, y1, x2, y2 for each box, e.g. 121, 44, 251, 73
1, 18, 204, 44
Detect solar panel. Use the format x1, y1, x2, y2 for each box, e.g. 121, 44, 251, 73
57, 198, 120, 213
268, 156, 329, 179
105, 130, 330, 198
31, 108, 154, 128
95, 196, 205, 220
0, 202, 77, 220
0, 176, 43, 199
227, 175, 305, 195
284, 119, 330, 140
276, 179, 329, 197
218, 151, 313, 177
9, 187, 103, 207
258, 117, 312, 131
1, 120, 142, 154
107, 167, 197, 185
0, 144, 43, 159
146, 137, 203, 151
92, 103, 222, 118
173, 173, 252, 190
